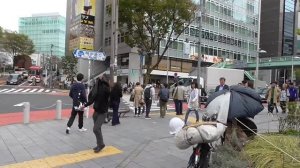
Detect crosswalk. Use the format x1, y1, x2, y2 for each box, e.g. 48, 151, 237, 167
122, 99, 175, 112
0, 88, 54, 94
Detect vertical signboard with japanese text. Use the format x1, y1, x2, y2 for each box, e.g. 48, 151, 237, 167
69, 0, 96, 52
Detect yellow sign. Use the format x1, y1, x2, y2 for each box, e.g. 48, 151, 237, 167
69, 37, 94, 51
80, 37, 94, 50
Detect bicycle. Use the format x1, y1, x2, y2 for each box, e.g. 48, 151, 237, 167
185, 113, 218, 168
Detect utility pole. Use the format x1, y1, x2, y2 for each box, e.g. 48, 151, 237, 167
50, 44, 54, 88
197, 0, 204, 87
110, 0, 119, 84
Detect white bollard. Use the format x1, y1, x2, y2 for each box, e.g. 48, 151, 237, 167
56, 100, 62, 120
23, 102, 30, 124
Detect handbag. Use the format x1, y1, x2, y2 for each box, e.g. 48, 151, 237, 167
130, 94, 134, 102
139, 98, 145, 105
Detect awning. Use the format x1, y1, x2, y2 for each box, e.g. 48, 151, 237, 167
150, 70, 189, 77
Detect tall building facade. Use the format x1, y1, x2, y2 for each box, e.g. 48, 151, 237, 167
104, 0, 260, 83
65, 0, 260, 84
19, 13, 66, 57
65, 0, 107, 79
260, 0, 297, 57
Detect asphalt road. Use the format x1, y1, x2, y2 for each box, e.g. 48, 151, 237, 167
0, 94, 72, 114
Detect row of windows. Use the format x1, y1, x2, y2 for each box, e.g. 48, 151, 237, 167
185, 28, 257, 50
205, 0, 258, 25
104, 33, 126, 46
159, 39, 255, 61
20, 19, 64, 26
201, 15, 257, 38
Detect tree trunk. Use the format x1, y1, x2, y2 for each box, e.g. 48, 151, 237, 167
144, 71, 151, 84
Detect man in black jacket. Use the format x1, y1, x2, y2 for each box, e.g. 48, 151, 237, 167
215, 77, 229, 92
84, 74, 110, 153
66, 73, 87, 134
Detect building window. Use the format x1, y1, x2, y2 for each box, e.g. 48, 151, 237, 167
105, 37, 111, 46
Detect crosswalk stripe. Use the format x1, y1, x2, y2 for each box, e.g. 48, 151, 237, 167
4, 89, 16, 93
45, 89, 50, 93
22, 89, 31, 92
29, 89, 38, 93
37, 89, 44, 92
13, 89, 23, 92
0, 89, 8, 93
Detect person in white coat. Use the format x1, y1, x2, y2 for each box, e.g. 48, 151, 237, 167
184, 82, 199, 124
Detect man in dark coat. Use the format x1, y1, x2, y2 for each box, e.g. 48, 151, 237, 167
84, 74, 110, 153
215, 77, 229, 92
66, 73, 87, 134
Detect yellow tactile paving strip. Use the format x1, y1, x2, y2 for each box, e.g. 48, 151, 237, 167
1, 146, 122, 168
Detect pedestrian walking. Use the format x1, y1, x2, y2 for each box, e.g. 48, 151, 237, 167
133, 82, 144, 117
110, 82, 123, 126
144, 82, 155, 119
84, 75, 110, 153
173, 81, 185, 115
184, 81, 199, 124
265, 82, 280, 114
158, 83, 169, 118
288, 82, 298, 102
66, 73, 88, 134
280, 84, 289, 113
199, 84, 207, 110
215, 77, 229, 92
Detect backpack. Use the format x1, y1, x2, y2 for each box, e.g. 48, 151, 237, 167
144, 86, 152, 100
160, 89, 169, 102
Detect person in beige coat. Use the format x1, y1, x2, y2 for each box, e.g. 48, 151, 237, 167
173, 81, 185, 115
265, 82, 280, 114
133, 82, 144, 117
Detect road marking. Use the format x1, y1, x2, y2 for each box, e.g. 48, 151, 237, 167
1, 146, 122, 168
45, 89, 50, 93
29, 89, 38, 93
13, 89, 23, 92
21, 89, 31, 92
37, 89, 44, 92
3, 89, 16, 93
0, 89, 8, 93
18, 81, 27, 87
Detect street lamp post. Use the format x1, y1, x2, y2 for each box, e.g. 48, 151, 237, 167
197, 0, 204, 87
255, 49, 266, 87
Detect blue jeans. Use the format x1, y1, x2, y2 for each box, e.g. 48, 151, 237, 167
174, 99, 183, 115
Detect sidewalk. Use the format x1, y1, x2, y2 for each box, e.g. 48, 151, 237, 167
0, 105, 280, 167
0, 112, 192, 168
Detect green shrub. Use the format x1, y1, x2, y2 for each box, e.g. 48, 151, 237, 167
211, 145, 250, 168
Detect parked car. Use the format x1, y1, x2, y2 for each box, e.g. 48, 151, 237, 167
7, 74, 22, 85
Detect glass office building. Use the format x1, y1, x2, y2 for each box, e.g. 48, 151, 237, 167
19, 13, 66, 57
157, 0, 259, 63
282, 0, 296, 55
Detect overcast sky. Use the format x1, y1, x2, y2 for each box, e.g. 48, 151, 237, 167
0, 0, 67, 32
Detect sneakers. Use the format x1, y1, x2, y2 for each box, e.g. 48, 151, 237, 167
66, 127, 71, 134
78, 127, 87, 132
145, 116, 151, 119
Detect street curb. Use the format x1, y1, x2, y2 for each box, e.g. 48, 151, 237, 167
53, 89, 70, 93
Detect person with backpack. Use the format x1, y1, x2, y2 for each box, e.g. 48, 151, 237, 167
144, 83, 155, 119
66, 73, 88, 134
280, 84, 289, 113
158, 83, 169, 118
